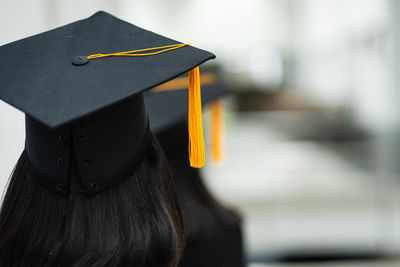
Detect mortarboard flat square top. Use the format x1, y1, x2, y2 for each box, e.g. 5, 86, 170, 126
0, 11, 215, 128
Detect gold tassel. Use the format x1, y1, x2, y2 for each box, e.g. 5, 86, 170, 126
210, 100, 223, 162
188, 67, 205, 168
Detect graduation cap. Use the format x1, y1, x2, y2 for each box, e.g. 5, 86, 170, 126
146, 70, 228, 162
0, 11, 215, 195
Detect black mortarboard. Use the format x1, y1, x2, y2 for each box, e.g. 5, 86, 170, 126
0, 11, 215, 196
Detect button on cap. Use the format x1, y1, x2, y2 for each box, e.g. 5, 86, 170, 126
72, 56, 89, 66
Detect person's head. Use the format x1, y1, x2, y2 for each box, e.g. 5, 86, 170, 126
0, 11, 216, 267
0, 95, 185, 267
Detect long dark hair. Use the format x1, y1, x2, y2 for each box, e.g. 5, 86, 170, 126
157, 121, 245, 267
0, 133, 184, 267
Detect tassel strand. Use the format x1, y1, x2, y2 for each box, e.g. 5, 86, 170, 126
188, 67, 206, 168
211, 100, 223, 162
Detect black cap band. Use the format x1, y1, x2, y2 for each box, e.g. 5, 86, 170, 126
25, 125, 150, 196
80, 125, 150, 196
24, 94, 150, 197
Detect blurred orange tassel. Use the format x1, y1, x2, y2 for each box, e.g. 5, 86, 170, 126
211, 100, 223, 162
